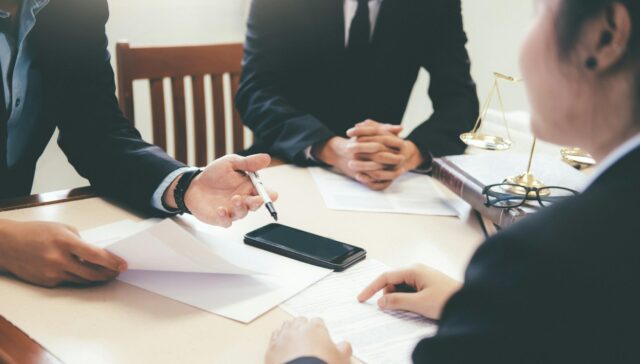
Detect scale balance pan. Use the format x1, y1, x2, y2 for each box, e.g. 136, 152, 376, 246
561, 148, 596, 167
460, 133, 512, 151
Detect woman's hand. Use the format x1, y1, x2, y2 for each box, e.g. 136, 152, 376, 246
0, 220, 127, 288
357, 264, 462, 320
265, 317, 352, 364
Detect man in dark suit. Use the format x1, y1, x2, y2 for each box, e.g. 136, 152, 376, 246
0, 0, 275, 288
237, 0, 479, 190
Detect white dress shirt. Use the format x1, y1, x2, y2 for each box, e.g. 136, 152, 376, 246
343, 0, 383, 46
304, 0, 385, 162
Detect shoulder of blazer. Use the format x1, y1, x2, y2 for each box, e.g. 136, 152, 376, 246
31, 0, 110, 72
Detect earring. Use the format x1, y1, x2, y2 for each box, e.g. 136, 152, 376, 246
585, 57, 598, 70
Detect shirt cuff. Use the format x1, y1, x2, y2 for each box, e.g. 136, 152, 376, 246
411, 151, 434, 174
304, 145, 332, 167
150, 167, 200, 213
304, 146, 317, 161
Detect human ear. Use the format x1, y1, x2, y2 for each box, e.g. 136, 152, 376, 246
578, 2, 632, 72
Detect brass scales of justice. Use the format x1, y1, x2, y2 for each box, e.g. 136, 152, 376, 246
459, 72, 595, 197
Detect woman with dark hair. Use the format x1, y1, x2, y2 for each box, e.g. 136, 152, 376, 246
265, 0, 640, 363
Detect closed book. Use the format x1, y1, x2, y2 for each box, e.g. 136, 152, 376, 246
432, 154, 588, 229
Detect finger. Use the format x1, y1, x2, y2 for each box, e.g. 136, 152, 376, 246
355, 172, 398, 184
282, 319, 294, 331
366, 181, 393, 191
61, 272, 92, 286
348, 160, 384, 172
245, 195, 265, 211
293, 317, 309, 328
364, 169, 404, 182
230, 195, 250, 221
216, 207, 232, 228
64, 259, 118, 283
346, 126, 384, 138
370, 152, 405, 166
348, 125, 403, 137
346, 142, 394, 155
66, 236, 127, 272
63, 224, 81, 236
355, 173, 393, 190
309, 317, 325, 328
337, 341, 353, 359
357, 135, 405, 150
270, 329, 280, 342
355, 119, 383, 127
357, 269, 416, 302
268, 189, 278, 202
377, 292, 423, 313
384, 285, 397, 294
227, 154, 271, 173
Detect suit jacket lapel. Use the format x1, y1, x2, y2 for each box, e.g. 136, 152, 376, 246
372, 0, 410, 47
316, 0, 344, 52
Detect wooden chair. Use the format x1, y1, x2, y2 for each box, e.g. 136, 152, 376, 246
115, 42, 248, 166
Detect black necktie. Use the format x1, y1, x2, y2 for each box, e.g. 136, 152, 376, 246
348, 0, 370, 55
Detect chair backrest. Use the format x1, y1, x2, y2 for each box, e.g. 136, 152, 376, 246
116, 42, 247, 166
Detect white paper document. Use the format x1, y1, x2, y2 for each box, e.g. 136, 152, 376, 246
310, 167, 458, 216
281, 260, 438, 364
82, 218, 332, 323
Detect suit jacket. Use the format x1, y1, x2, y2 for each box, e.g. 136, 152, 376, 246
236, 0, 479, 165
290, 145, 640, 364
0, 0, 184, 210
412, 144, 640, 363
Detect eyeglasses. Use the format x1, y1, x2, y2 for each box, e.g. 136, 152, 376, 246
482, 183, 579, 209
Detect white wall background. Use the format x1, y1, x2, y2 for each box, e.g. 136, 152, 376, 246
32, 0, 535, 194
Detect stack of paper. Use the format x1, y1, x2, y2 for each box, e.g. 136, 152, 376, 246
82, 218, 332, 323
309, 168, 458, 216
281, 259, 438, 364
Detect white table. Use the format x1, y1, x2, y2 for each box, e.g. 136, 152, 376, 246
0, 165, 485, 364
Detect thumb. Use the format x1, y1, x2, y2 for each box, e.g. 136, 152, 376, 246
336, 341, 353, 359
377, 292, 421, 313
229, 154, 271, 172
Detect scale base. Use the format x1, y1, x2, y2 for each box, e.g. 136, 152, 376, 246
460, 132, 512, 151
502, 172, 549, 197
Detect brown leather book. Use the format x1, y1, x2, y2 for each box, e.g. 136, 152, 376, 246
432, 157, 530, 229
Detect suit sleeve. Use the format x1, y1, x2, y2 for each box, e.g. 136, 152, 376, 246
407, 0, 479, 159
412, 232, 548, 363
49, 0, 185, 212
235, 0, 335, 165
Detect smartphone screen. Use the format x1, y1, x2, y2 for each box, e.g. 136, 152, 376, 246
256, 225, 357, 262
245, 224, 365, 268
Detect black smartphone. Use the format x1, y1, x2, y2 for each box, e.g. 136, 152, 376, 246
244, 224, 366, 271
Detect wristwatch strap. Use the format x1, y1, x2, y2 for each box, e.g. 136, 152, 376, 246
174, 169, 202, 215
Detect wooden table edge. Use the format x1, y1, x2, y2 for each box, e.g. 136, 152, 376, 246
0, 186, 97, 212
0, 315, 62, 364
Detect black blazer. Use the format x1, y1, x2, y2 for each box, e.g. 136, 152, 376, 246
0, 0, 184, 210
291, 145, 640, 364
236, 0, 479, 165
413, 144, 640, 363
